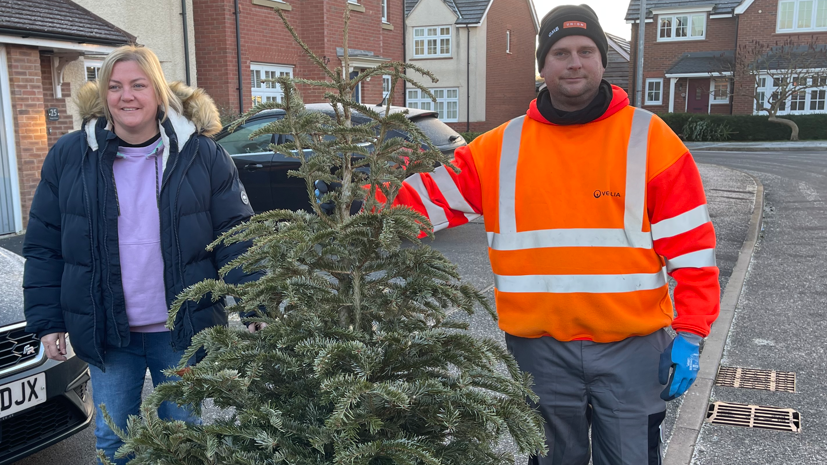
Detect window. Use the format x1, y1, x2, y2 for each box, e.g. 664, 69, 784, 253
251, 63, 293, 105
755, 73, 827, 114
712, 79, 730, 103
657, 14, 705, 40
645, 79, 663, 105
778, 0, 827, 31
790, 90, 807, 110
756, 91, 766, 111
811, 89, 826, 110
85, 60, 102, 81
382, 75, 391, 99
406, 87, 459, 122
413, 26, 452, 58
506, 30, 511, 53
381, 0, 388, 22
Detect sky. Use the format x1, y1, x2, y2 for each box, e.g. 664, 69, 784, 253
532, 0, 633, 40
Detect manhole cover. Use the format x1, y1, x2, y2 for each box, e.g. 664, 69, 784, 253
706, 402, 801, 432
715, 366, 796, 392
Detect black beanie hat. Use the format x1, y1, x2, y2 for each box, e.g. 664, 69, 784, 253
537, 4, 608, 70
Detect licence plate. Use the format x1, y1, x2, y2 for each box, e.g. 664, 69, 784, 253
0, 373, 47, 420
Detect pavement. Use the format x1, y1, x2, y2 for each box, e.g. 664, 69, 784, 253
686, 140, 827, 152
0, 153, 782, 464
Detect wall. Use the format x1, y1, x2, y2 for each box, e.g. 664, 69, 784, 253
605, 47, 629, 93
406, 0, 486, 124
193, 0, 403, 117
483, 0, 537, 131
72, 0, 197, 85
5, 46, 50, 226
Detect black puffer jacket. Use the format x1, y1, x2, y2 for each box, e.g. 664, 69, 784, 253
23, 82, 258, 370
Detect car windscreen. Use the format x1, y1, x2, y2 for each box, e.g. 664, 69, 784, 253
216, 119, 275, 155
408, 116, 464, 148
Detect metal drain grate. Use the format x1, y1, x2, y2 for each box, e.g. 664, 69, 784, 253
715, 366, 796, 392
706, 402, 801, 432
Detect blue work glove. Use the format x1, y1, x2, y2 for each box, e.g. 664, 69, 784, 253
658, 332, 702, 401
314, 180, 364, 216
314, 180, 337, 215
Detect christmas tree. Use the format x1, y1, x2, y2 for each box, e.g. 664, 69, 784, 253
101, 10, 545, 464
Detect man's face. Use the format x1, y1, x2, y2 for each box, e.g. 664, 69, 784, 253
540, 35, 605, 111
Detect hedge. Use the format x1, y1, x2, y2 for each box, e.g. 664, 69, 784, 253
658, 113, 827, 141
460, 131, 484, 143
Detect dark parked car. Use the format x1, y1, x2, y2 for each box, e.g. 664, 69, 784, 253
215, 103, 467, 213
0, 247, 93, 464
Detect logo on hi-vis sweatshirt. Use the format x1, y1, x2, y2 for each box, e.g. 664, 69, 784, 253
594, 190, 621, 199
564, 21, 587, 29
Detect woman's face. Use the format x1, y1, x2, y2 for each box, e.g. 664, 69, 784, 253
106, 60, 159, 142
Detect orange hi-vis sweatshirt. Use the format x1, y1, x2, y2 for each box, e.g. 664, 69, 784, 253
380, 86, 720, 342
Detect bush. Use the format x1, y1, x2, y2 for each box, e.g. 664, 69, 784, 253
681, 118, 734, 142
658, 113, 827, 141
460, 131, 484, 143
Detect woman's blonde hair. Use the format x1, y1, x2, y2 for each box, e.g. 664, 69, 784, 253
97, 45, 183, 124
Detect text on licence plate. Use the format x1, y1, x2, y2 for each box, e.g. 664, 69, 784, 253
0, 373, 47, 420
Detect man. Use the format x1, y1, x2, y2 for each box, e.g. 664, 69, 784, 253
368, 4, 720, 464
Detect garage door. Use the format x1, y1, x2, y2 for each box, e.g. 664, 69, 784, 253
0, 70, 16, 235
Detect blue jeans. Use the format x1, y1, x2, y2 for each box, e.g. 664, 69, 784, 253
89, 331, 199, 465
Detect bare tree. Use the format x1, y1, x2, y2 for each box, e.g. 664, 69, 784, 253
731, 39, 827, 140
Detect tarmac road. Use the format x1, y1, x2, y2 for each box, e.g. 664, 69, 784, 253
5, 160, 760, 464
689, 151, 827, 465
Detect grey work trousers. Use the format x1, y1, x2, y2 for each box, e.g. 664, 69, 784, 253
506, 329, 671, 465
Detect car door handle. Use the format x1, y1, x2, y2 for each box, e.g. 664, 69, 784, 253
244, 163, 264, 171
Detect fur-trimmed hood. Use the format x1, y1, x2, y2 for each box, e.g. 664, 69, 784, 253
74, 80, 222, 171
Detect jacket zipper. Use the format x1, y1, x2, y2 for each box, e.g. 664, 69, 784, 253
175, 140, 200, 341
99, 141, 124, 347
81, 142, 106, 369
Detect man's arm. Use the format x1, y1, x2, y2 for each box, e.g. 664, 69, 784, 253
647, 151, 721, 336
375, 145, 484, 234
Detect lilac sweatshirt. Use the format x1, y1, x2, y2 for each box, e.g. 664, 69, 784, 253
113, 139, 169, 332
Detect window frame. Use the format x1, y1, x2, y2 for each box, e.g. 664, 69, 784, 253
85, 59, 102, 82
777, 0, 827, 32
250, 63, 294, 105
645, 78, 663, 105
412, 26, 453, 58
656, 13, 706, 41
406, 87, 460, 122
711, 78, 730, 104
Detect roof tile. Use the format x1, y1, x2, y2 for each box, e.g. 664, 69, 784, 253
0, 0, 133, 45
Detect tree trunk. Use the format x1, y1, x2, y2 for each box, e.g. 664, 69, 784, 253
768, 115, 800, 141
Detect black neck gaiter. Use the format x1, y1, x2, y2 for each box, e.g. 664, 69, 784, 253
537, 80, 613, 125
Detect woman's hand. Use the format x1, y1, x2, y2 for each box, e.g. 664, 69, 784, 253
41, 332, 68, 361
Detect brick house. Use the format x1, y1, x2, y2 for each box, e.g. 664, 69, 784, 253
192, 0, 403, 117
626, 0, 827, 115
0, 0, 132, 235
404, 0, 539, 132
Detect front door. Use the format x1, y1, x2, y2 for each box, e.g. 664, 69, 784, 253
687, 79, 709, 114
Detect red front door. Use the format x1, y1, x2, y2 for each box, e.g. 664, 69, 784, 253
687, 79, 709, 114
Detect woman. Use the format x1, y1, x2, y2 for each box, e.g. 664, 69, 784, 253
22, 45, 260, 464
